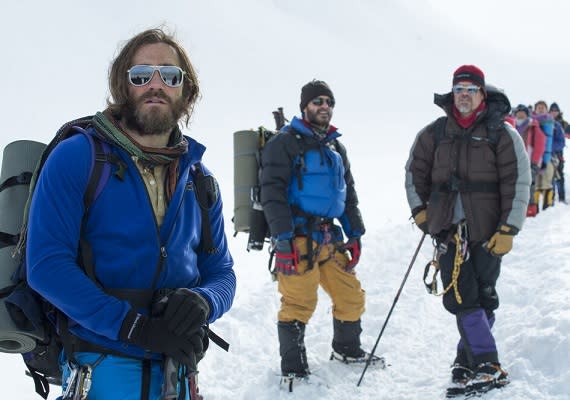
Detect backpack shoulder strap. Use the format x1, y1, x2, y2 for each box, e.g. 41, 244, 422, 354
433, 116, 448, 148
192, 162, 219, 254
77, 132, 116, 282
487, 126, 502, 149
433, 116, 501, 152
77, 130, 114, 213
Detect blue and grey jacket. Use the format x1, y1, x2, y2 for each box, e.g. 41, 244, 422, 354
26, 130, 236, 359
260, 116, 365, 243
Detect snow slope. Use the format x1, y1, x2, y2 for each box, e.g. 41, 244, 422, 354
3, 201, 568, 400
195, 205, 570, 400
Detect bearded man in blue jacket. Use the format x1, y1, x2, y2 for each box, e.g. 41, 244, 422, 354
261, 80, 378, 390
26, 28, 236, 399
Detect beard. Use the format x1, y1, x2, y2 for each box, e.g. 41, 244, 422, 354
123, 90, 186, 136
456, 101, 473, 114
305, 107, 332, 128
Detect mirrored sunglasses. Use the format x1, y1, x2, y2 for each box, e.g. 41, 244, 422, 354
127, 65, 186, 87
311, 97, 335, 107
452, 85, 480, 95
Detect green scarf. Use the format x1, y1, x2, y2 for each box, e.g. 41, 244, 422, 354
93, 111, 188, 164
93, 111, 188, 199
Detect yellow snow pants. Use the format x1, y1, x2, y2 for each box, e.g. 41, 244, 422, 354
277, 236, 365, 324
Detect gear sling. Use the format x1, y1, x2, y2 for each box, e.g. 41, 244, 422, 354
0, 116, 227, 399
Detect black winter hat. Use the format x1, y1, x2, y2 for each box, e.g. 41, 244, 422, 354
299, 80, 334, 112
514, 104, 530, 116
550, 102, 560, 112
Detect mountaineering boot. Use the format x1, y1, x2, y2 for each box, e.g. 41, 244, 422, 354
445, 363, 473, 398
445, 344, 473, 398
465, 362, 509, 395
330, 319, 385, 367
447, 312, 499, 397
332, 318, 363, 357
278, 320, 309, 391
544, 188, 554, 210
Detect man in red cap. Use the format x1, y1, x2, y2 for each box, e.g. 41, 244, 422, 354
405, 65, 531, 397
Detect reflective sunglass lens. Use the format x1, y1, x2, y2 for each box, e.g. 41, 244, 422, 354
452, 85, 480, 95
129, 66, 154, 86
158, 66, 183, 87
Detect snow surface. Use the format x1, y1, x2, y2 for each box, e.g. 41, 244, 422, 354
1, 1, 569, 399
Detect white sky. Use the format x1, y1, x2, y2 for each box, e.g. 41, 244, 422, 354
2, 0, 569, 227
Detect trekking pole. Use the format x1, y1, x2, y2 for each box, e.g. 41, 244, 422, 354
356, 232, 427, 387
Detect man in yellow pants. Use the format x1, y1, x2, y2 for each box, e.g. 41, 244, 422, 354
261, 80, 378, 390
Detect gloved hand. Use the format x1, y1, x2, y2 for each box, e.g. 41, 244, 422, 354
413, 209, 428, 234
190, 326, 209, 364
485, 224, 518, 256
119, 309, 196, 366
343, 237, 361, 270
162, 288, 210, 336
274, 239, 299, 275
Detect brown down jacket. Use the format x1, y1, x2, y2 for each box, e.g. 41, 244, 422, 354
405, 85, 531, 243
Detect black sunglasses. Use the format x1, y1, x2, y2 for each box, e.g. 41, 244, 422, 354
311, 97, 335, 107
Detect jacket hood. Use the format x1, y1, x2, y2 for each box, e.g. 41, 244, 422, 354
434, 84, 512, 130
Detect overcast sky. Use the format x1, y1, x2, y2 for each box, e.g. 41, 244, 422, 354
1, 0, 569, 225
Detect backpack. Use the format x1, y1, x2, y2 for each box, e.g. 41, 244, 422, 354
433, 116, 502, 149
233, 108, 286, 251
0, 116, 223, 399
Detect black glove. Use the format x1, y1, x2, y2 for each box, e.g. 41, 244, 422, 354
119, 309, 195, 366
274, 239, 299, 275
163, 288, 210, 336
190, 326, 209, 364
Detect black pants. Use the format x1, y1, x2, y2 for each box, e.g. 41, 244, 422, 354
439, 242, 501, 315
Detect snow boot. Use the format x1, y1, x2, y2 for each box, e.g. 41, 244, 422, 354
465, 362, 509, 395
446, 364, 473, 398
329, 319, 385, 367
278, 321, 310, 380
544, 189, 554, 210
331, 318, 364, 358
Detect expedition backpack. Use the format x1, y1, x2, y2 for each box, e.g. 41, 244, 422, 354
233, 108, 286, 251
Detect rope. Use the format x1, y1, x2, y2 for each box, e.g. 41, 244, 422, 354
446, 232, 464, 304
425, 231, 465, 304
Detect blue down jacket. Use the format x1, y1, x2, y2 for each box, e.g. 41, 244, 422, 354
26, 130, 236, 359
